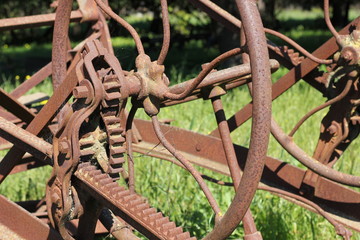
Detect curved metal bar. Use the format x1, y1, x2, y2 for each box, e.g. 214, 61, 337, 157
204, 0, 272, 238
52, 0, 73, 90
264, 28, 333, 64
211, 95, 261, 238
289, 79, 353, 137
189, 0, 333, 65
126, 106, 138, 193
94, 0, 145, 55
258, 185, 352, 240
157, 0, 171, 65
164, 48, 243, 100
271, 117, 360, 187
151, 115, 222, 218
324, 0, 341, 42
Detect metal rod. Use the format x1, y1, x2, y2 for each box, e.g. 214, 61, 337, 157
289, 79, 353, 137
271, 117, 360, 187
52, 0, 73, 90
164, 48, 243, 100
324, 0, 341, 42
151, 115, 222, 218
211, 95, 261, 239
204, 0, 272, 238
0, 10, 83, 32
94, 0, 145, 55
157, 0, 171, 65
126, 106, 138, 193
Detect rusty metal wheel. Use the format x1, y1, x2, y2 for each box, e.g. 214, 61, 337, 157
45, 0, 272, 239
1, 0, 360, 239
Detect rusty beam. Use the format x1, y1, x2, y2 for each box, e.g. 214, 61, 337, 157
132, 119, 360, 231
0, 195, 62, 240
0, 11, 84, 32
0, 117, 52, 164
211, 17, 360, 136
0, 88, 35, 124
0, 55, 79, 184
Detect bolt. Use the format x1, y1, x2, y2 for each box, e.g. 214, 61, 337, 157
352, 30, 360, 41
327, 124, 337, 135
342, 50, 353, 62
73, 85, 89, 99
51, 192, 60, 205
195, 144, 201, 152
59, 140, 69, 154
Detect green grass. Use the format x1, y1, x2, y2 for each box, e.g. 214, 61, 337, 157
1, 7, 360, 240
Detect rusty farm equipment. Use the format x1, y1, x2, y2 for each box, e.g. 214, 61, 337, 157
0, 0, 359, 239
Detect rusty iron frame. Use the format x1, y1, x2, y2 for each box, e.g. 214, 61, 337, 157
0, 0, 359, 239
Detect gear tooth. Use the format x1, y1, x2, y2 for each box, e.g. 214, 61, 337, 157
91, 169, 102, 176
123, 194, 137, 204
93, 174, 107, 182
105, 92, 121, 101
80, 149, 95, 157
109, 156, 125, 165
108, 165, 123, 174
103, 81, 121, 90
115, 189, 131, 200
155, 216, 169, 227
110, 146, 126, 155
168, 226, 184, 237
99, 178, 113, 187
82, 165, 97, 174
107, 127, 124, 136
175, 232, 191, 240
142, 208, 157, 219
135, 202, 150, 212
102, 100, 120, 108
105, 182, 119, 191
148, 212, 163, 226
110, 186, 124, 195
79, 138, 95, 148
103, 116, 120, 125
128, 197, 143, 210
168, 226, 183, 237
161, 221, 176, 234
109, 136, 126, 145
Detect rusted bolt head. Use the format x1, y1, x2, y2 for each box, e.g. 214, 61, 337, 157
73, 85, 89, 99
59, 140, 69, 154
195, 144, 201, 152
341, 47, 358, 65
51, 192, 60, 205
352, 30, 360, 41
327, 124, 337, 135
342, 50, 353, 62
73, 79, 94, 104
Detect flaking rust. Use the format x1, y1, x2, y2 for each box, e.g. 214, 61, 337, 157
0, 0, 359, 239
